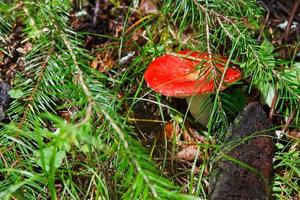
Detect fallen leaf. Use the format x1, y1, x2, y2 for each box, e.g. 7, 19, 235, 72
289, 130, 300, 138
90, 50, 116, 72
16, 42, 32, 55
176, 145, 200, 161
162, 121, 174, 141
140, 0, 159, 15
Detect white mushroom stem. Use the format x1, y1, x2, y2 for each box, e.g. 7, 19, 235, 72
186, 94, 213, 127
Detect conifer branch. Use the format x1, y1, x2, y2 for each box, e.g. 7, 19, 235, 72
19, 42, 55, 128
58, 31, 94, 126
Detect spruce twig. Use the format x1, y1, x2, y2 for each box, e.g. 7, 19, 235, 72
282, 109, 296, 132
19, 42, 55, 128
269, 89, 278, 120
283, 0, 300, 42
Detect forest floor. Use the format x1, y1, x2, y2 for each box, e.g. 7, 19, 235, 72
69, 0, 300, 198
0, 0, 299, 199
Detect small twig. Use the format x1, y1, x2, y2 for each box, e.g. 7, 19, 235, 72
193, 0, 212, 62
124, 15, 153, 35
0, 153, 8, 169
204, 9, 212, 59
92, 0, 100, 27
165, 52, 226, 65
166, 52, 204, 62
60, 31, 95, 126
194, 1, 241, 35
216, 16, 233, 40
128, 118, 163, 123
282, 109, 296, 132
275, 2, 300, 23
283, 0, 300, 42
8, 1, 24, 12
59, 35, 93, 100
268, 89, 278, 120
75, 102, 93, 127
276, 1, 290, 15
257, 1, 270, 42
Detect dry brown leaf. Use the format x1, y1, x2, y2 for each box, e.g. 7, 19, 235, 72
0, 51, 4, 66
176, 145, 200, 161
90, 50, 116, 72
140, 0, 159, 15
16, 42, 32, 55
289, 130, 300, 138
162, 121, 175, 141
131, 28, 145, 41
58, 110, 71, 122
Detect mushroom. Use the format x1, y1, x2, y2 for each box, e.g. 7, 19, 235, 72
144, 50, 242, 127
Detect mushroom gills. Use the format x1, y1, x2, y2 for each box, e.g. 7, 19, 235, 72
186, 94, 212, 127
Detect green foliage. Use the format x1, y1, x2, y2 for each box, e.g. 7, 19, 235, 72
273, 140, 300, 199
146, 0, 299, 198
36, 146, 66, 172
0, 1, 192, 199
0, 0, 299, 199
8, 89, 24, 99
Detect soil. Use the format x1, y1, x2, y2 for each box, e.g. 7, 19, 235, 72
0, 20, 25, 121
132, 93, 169, 145
0, 20, 26, 83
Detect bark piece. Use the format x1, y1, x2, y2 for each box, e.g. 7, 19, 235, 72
209, 102, 274, 200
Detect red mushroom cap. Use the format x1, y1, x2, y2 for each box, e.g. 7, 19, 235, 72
144, 50, 242, 96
